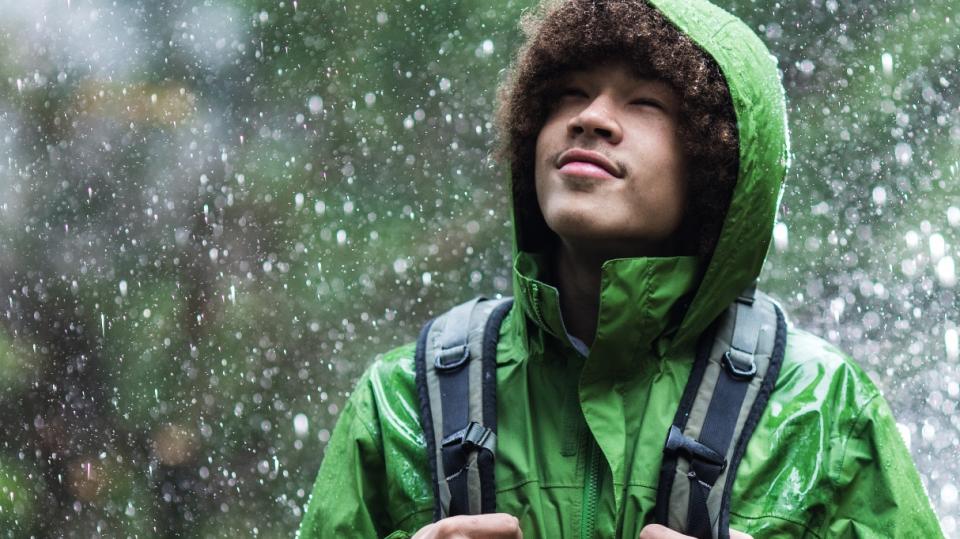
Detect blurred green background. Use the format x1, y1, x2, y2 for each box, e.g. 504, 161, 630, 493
0, 0, 957, 536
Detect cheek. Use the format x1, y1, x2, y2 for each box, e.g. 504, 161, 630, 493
651, 131, 687, 209
534, 119, 561, 168
533, 120, 562, 200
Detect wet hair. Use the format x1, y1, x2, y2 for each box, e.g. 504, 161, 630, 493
495, 0, 739, 257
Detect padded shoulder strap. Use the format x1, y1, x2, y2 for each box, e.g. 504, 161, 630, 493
414, 296, 513, 520
656, 288, 787, 539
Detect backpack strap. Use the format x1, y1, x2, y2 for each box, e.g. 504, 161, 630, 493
655, 287, 787, 539
414, 296, 514, 520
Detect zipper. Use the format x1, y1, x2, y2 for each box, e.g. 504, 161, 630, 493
580, 437, 603, 539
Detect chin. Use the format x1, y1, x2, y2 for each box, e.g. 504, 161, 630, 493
544, 212, 608, 239
549, 221, 623, 249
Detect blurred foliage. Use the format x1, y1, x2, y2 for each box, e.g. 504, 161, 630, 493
0, 0, 957, 536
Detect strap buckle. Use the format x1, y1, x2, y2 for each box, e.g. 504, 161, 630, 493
663, 425, 726, 471
441, 421, 496, 453
722, 349, 757, 379
435, 344, 470, 371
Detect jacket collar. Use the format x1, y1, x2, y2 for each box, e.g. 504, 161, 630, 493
510, 250, 701, 374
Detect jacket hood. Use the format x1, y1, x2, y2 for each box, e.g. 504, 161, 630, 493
508, 0, 790, 358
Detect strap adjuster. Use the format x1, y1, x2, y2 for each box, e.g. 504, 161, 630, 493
722, 349, 757, 379
663, 426, 726, 470
441, 421, 496, 453
435, 344, 470, 371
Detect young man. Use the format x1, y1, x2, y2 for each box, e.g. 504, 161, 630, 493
299, 0, 942, 537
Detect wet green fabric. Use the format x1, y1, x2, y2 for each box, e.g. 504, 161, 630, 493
298, 0, 942, 537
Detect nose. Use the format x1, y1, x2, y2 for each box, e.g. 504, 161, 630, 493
567, 95, 622, 144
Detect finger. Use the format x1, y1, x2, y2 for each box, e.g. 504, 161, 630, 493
729, 529, 753, 539
638, 524, 692, 538
434, 513, 521, 538
470, 513, 521, 537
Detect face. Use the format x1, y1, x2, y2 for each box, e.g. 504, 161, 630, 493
534, 61, 687, 258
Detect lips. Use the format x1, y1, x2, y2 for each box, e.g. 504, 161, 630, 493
556, 148, 622, 179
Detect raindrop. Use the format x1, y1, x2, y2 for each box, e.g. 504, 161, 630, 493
773, 222, 789, 251
943, 483, 958, 506
308, 96, 323, 115
829, 297, 845, 322
937, 257, 956, 287
905, 230, 920, 249
481, 39, 494, 55
894, 142, 913, 166
293, 414, 308, 437
929, 233, 946, 261
946, 328, 959, 360
881, 52, 894, 76
871, 186, 887, 206
947, 206, 960, 227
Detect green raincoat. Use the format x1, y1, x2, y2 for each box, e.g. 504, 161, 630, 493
299, 0, 943, 537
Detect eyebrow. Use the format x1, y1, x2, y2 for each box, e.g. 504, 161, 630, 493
563, 67, 662, 83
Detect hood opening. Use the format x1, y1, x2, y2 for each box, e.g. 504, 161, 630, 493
495, 0, 740, 262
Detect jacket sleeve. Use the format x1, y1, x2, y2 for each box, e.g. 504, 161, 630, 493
297, 369, 414, 539
826, 381, 943, 538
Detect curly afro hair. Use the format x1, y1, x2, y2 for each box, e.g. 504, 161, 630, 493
496, 0, 739, 258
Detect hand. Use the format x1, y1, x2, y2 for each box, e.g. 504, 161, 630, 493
639, 524, 752, 539
411, 513, 523, 538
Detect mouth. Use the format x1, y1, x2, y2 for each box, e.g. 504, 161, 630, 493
556, 148, 623, 179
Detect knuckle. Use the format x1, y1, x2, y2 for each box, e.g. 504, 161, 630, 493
435, 518, 457, 534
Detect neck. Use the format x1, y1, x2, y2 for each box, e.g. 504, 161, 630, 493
549, 234, 688, 348
553, 241, 605, 348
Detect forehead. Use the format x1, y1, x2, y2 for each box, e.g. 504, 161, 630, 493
562, 60, 658, 84
560, 61, 678, 98
567, 57, 652, 75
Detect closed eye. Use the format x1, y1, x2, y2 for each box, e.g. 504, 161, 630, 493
560, 87, 588, 99
629, 98, 664, 109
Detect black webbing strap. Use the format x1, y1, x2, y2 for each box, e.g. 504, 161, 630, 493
654, 322, 716, 527
414, 296, 513, 520
656, 287, 786, 539
479, 298, 513, 513
685, 294, 762, 538
436, 298, 480, 516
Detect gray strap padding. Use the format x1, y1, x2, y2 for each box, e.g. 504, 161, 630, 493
435, 298, 480, 371
661, 288, 784, 539
420, 296, 510, 518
